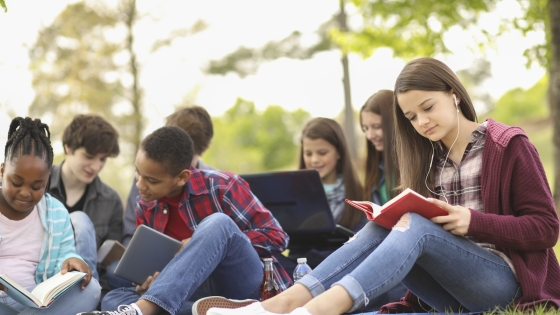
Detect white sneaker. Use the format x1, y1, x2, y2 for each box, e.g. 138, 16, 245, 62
192, 296, 268, 315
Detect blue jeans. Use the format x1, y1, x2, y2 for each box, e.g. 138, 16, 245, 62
70, 211, 99, 280
0, 278, 101, 315
298, 213, 521, 313
102, 213, 263, 315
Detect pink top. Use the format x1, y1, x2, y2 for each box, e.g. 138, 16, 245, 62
0, 206, 44, 293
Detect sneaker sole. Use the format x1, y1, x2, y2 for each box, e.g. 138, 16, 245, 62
192, 296, 258, 315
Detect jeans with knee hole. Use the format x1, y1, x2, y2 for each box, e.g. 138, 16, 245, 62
70, 211, 99, 280
298, 213, 521, 313
101, 213, 263, 315
0, 278, 101, 315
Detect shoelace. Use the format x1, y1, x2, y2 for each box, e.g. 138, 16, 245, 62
100, 305, 136, 315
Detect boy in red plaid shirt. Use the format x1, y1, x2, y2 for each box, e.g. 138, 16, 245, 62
79, 126, 291, 315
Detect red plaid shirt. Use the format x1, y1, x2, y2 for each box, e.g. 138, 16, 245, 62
136, 167, 292, 290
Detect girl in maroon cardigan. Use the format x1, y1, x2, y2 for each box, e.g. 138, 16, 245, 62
195, 58, 560, 315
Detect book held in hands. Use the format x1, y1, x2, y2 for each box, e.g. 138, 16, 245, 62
345, 188, 448, 229
0, 271, 86, 308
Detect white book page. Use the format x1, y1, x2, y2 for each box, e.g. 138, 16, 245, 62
31, 271, 85, 305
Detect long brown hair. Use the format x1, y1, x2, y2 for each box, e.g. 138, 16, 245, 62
360, 90, 399, 200
298, 118, 364, 229
393, 57, 477, 197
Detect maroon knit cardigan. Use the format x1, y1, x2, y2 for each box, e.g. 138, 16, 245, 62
380, 119, 560, 312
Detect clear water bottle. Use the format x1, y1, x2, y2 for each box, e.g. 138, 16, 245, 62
293, 258, 312, 283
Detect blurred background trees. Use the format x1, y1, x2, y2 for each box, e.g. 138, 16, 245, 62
2, 0, 556, 209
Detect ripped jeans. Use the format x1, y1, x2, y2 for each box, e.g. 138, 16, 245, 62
297, 213, 521, 313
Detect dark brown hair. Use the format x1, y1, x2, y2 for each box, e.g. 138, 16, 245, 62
165, 106, 213, 156
298, 117, 364, 229
393, 57, 477, 196
360, 90, 399, 200
62, 114, 120, 157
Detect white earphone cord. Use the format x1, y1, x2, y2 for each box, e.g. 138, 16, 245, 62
424, 96, 460, 204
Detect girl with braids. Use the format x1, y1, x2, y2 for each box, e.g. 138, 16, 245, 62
0, 117, 101, 315
201, 58, 560, 315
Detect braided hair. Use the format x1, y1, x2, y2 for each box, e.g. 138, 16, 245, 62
4, 117, 54, 169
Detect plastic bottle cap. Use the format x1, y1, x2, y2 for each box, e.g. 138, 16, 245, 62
263, 258, 273, 262
297, 258, 307, 263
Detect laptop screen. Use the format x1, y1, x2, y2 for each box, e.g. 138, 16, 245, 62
240, 169, 335, 234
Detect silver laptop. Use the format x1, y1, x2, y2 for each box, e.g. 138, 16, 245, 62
114, 224, 182, 284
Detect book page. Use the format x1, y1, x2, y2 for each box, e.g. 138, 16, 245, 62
31, 271, 86, 306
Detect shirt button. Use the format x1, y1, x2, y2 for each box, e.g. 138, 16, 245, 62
453, 191, 458, 196
163, 209, 168, 214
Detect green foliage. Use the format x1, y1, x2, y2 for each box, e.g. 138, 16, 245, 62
338, 0, 496, 59
206, 18, 336, 77
344, 0, 549, 68
28, 2, 124, 137
490, 75, 549, 125
0, 0, 6, 12
203, 98, 311, 173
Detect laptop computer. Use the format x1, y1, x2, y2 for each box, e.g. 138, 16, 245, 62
114, 224, 182, 284
240, 169, 354, 250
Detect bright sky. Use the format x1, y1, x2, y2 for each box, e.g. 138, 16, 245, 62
0, 0, 547, 141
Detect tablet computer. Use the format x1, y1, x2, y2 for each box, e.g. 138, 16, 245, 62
114, 224, 182, 284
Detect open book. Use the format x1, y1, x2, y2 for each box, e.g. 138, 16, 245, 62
97, 239, 126, 267
345, 188, 448, 229
0, 271, 86, 308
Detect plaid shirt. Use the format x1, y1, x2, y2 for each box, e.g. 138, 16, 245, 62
433, 121, 486, 211
433, 121, 516, 277
136, 167, 292, 290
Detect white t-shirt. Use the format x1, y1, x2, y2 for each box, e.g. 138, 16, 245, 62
0, 206, 44, 293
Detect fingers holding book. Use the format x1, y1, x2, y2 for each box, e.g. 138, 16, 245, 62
61, 257, 92, 289
428, 198, 472, 235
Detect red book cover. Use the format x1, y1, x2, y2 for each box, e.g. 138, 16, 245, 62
345, 188, 448, 229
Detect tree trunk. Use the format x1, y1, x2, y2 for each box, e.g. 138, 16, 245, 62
339, 0, 357, 159
125, 0, 143, 159
549, 0, 560, 212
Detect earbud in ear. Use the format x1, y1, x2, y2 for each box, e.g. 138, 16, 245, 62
453, 94, 459, 112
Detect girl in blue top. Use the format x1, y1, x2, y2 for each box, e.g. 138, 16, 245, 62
0, 117, 100, 315
298, 117, 364, 232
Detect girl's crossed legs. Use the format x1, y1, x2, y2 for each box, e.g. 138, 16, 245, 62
263, 213, 520, 315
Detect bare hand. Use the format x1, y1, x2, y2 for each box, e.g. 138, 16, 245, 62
61, 257, 92, 289
429, 198, 471, 235
0, 284, 6, 291
175, 238, 191, 256
135, 271, 159, 296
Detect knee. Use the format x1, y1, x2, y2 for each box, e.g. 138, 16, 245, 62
394, 213, 438, 233
70, 211, 94, 232
83, 278, 102, 307
199, 212, 236, 230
